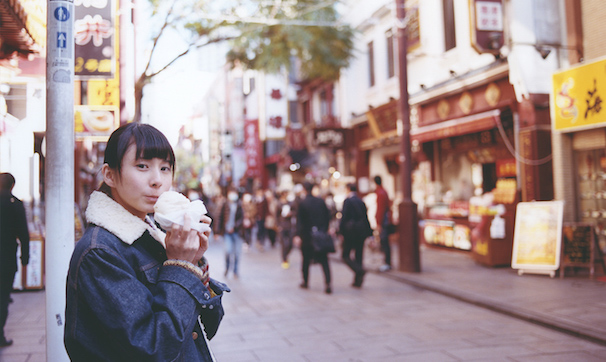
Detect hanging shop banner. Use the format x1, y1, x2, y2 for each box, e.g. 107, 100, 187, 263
74, 0, 115, 78
87, 78, 120, 106
552, 57, 606, 132
511, 201, 564, 275
74, 105, 119, 139
244, 119, 263, 178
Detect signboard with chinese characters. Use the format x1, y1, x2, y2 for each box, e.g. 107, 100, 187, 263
244, 119, 263, 178
469, 0, 504, 54
74, 0, 115, 78
264, 75, 288, 140
314, 128, 350, 149
553, 57, 606, 132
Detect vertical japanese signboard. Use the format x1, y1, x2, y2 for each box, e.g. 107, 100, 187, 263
244, 119, 262, 178
74, 0, 115, 78
469, 0, 504, 54
552, 57, 606, 132
265, 76, 288, 140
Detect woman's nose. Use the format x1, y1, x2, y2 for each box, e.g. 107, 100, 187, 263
150, 168, 163, 187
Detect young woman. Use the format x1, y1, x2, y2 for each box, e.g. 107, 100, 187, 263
64, 123, 229, 361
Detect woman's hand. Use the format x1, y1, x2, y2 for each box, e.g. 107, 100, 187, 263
165, 214, 208, 264
193, 215, 212, 263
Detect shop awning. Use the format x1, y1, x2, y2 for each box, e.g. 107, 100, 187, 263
410, 109, 501, 143
0, 0, 45, 58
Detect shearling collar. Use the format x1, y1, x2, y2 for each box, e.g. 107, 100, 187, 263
85, 191, 165, 246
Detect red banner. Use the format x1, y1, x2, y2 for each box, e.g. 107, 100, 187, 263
244, 119, 262, 178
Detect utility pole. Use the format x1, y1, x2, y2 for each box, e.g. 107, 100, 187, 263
395, 0, 420, 273
46, 0, 75, 360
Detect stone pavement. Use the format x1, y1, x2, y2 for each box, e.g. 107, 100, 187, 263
2, 239, 606, 361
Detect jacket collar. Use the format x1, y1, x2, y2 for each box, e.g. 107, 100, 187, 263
85, 191, 165, 246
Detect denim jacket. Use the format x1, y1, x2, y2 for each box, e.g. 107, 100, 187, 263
65, 191, 229, 361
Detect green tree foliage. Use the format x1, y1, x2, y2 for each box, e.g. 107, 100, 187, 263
224, 0, 355, 81
134, 0, 355, 122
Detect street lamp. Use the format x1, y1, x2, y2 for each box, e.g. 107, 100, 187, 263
396, 0, 420, 272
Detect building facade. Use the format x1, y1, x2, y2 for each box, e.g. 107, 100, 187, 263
551, 0, 606, 253
338, 0, 564, 262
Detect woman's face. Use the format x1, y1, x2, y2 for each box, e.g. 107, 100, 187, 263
103, 144, 173, 219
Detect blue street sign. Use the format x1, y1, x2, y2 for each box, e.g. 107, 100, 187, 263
57, 32, 67, 49
54, 6, 70, 21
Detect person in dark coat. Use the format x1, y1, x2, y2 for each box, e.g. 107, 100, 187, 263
0, 172, 30, 348
339, 182, 372, 288
295, 182, 332, 294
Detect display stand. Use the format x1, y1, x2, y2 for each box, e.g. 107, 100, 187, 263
560, 223, 606, 279
471, 203, 516, 267
511, 201, 564, 278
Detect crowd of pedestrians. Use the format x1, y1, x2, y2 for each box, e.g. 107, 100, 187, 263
204, 176, 395, 295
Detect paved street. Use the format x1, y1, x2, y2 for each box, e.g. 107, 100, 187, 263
211, 242, 606, 361
3, 238, 606, 361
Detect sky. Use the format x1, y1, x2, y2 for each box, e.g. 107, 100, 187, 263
136, 3, 229, 145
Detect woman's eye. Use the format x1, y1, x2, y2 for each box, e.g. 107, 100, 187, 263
136, 164, 148, 169
161, 166, 172, 172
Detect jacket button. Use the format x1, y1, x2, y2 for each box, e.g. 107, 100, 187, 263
192, 332, 198, 340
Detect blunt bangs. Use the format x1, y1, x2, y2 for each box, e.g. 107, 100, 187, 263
132, 125, 175, 168
105, 123, 175, 175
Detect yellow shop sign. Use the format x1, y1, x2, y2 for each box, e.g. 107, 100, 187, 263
553, 57, 606, 132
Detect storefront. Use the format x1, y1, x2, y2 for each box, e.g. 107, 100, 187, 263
352, 99, 401, 224
552, 57, 606, 254
409, 71, 528, 266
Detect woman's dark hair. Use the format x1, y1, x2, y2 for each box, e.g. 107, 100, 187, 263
100, 123, 175, 193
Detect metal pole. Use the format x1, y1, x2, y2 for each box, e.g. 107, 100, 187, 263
396, 0, 420, 272
46, 0, 75, 360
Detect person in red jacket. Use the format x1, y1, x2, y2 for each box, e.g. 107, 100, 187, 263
374, 176, 392, 272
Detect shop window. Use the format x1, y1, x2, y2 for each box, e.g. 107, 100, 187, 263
319, 85, 335, 125
386, 29, 395, 79
576, 148, 606, 253
443, 0, 456, 51
368, 41, 375, 87
302, 100, 310, 125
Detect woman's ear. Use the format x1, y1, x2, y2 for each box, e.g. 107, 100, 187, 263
102, 164, 117, 188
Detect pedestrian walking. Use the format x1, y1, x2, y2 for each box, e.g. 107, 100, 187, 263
295, 182, 332, 294
254, 189, 268, 250
64, 123, 229, 361
216, 188, 244, 278
339, 182, 373, 287
241, 192, 256, 247
0, 173, 30, 348
277, 190, 295, 269
374, 175, 393, 272
264, 189, 278, 248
